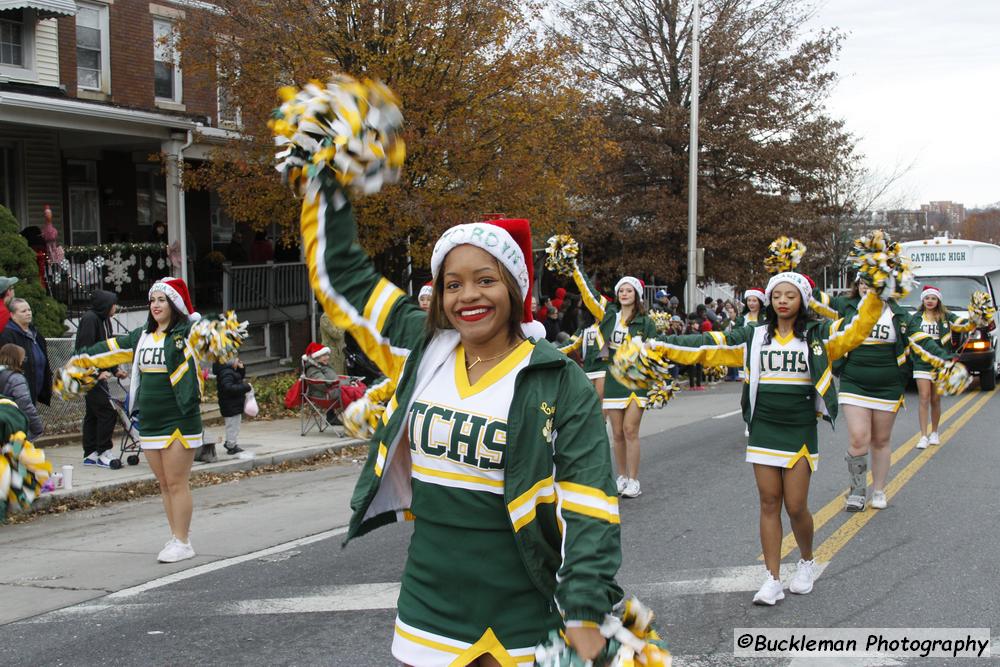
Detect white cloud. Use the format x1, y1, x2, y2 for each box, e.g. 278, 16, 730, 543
808, 0, 1000, 207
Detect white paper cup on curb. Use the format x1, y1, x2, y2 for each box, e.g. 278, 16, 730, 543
62, 464, 74, 490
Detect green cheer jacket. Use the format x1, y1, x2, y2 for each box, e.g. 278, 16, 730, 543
72, 323, 204, 420
812, 291, 953, 384
648, 292, 884, 425
733, 311, 767, 328
571, 263, 658, 356
300, 179, 623, 625
557, 323, 604, 373
906, 309, 976, 350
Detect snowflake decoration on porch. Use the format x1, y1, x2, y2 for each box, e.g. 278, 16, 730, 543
60, 259, 70, 271
156, 257, 166, 270
137, 268, 144, 281
93, 256, 105, 268
84, 259, 93, 272
103, 251, 135, 293
145, 256, 153, 268
50, 271, 62, 285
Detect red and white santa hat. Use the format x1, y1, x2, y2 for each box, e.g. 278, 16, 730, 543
614, 276, 645, 301
921, 285, 942, 301
418, 282, 433, 299
303, 342, 331, 359
430, 216, 546, 339
744, 288, 765, 304
149, 277, 200, 321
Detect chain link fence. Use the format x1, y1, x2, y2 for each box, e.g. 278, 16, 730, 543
39, 338, 129, 434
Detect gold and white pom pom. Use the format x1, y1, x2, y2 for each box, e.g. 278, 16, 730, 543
849, 230, 916, 299
53, 360, 99, 400
764, 236, 806, 275
967, 291, 996, 328
935, 361, 972, 396
187, 311, 249, 364
341, 377, 396, 441
544, 234, 580, 278
270, 75, 406, 204
649, 310, 672, 334
611, 337, 673, 390
646, 379, 679, 409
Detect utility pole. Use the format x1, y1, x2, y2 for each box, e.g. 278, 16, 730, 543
686, 0, 700, 313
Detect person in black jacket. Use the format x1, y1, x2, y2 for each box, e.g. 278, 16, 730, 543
74, 290, 126, 467
207, 358, 252, 462
0, 298, 52, 407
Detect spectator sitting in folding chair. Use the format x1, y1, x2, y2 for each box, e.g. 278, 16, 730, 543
303, 342, 343, 428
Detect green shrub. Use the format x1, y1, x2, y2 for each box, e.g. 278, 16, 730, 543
0, 206, 67, 337
251, 371, 299, 420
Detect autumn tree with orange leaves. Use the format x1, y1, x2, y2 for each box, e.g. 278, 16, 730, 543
178, 0, 613, 283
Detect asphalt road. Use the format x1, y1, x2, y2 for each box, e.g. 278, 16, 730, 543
3, 384, 997, 666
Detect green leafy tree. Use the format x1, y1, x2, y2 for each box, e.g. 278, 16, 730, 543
0, 206, 67, 337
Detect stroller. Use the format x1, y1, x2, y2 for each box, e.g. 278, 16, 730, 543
100, 379, 142, 469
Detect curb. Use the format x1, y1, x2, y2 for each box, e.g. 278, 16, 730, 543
31, 438, 364, 512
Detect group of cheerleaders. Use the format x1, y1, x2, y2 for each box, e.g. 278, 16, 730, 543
55, 205, 968, 665
45, 76, 979, 665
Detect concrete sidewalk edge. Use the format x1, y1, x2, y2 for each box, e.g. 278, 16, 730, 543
31, 438, 363, 513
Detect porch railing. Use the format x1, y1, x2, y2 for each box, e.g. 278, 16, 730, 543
221, 261, 310, 313
45, 243, 171, 314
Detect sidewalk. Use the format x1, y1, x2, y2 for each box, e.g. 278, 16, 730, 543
34, 416, 361, 511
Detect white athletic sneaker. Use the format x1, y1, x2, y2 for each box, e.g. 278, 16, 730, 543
916, 435, 929, 450
616, 475, 628, 495
789, 559, 816, 595
928, 431, 941, 446
870, 490, 887, 509
97, 450, 117, 468
752, 573, 785, 605
157, 538, 195, 563
621, 479, 642, 498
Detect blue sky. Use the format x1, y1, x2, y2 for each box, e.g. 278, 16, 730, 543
808, 0, 1000, 209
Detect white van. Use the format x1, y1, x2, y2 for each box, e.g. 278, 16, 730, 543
899, 236, 1000, 390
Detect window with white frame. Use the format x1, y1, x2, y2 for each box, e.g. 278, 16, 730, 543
216, 60, 241, 128
0, 14, 24, 67
153, 18, 181, 102
66, 160, 100, 245
76, 2, 110, 92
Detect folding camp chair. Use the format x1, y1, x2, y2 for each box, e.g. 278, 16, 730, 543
299, 365, 365, 436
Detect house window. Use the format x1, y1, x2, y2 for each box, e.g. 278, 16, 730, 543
0, 15, 23, 66
0, 143, 24, 223
135, 167, 166, 229
76, 2, 110, 92
217, 68, 241, 128
153, 18, 181, 102
67, 160, 100, 245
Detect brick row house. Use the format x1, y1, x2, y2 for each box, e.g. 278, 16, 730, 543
0, 0, 251, 314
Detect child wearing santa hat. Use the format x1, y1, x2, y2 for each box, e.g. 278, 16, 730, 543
735, 288, 767, 327
300, 180, 621, 664
567, 258, 657, 500
417, 282, 433, 312
67, 277, 209, 564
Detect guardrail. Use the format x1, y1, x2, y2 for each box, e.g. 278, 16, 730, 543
222, 261, 310, 314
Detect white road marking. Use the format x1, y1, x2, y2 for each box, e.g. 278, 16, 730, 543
712, 409, 743, 419
106, 525, 349, 600
222, 582, 402, 615
632, 562, 828, 597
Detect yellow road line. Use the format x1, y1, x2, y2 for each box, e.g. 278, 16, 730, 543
765, 390, 980, 561
813, 391, 993, 563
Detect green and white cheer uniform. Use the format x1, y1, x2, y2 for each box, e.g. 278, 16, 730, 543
558, 324, 607, 380
650, 291, 884, 470
74, 325, 204, 449
393, 339, 560, 664
909, 311, 974, 381
838, 304, 905, 412
300, 178, 623, 666
571, 263, 657, 409
812, 293, 954, 412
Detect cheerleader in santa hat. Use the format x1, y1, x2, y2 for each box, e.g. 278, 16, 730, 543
735, 288, 767, 327
417, 282, 433, 312
907, 285, 974, 449
301, 186, 622, 663
61, 277, 239, 563
567, 260, 657, 499
613, 269, 886, 604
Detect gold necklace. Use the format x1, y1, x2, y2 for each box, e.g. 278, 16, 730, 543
465, 341, 521, 371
